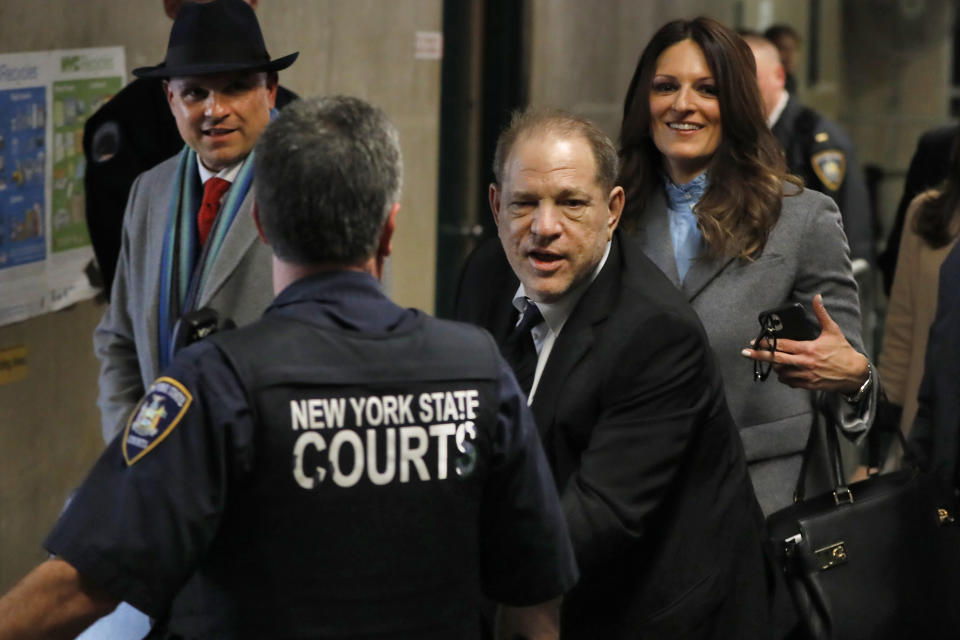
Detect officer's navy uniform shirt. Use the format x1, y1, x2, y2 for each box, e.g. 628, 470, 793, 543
45, 270, 577, 639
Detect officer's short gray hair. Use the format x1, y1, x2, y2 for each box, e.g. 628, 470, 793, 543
254, 95, 402, 265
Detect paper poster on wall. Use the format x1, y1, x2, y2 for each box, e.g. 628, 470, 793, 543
0, 86, 46, 269
0, 47, 124, 327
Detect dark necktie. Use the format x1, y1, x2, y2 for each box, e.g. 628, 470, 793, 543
197, 177, 231, 246
505, 299, 544, 396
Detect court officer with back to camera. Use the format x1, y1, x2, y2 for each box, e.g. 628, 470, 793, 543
0, 95, 578, 640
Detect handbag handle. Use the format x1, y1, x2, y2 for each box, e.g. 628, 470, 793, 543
821, 397, 852, 503
792, 392, 851, 503
793, 394, 916, 504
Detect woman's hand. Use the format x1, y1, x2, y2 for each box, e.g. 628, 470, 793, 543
741, 294, 869, 393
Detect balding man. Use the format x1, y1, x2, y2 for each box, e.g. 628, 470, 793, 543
457, 107, 771, 638
745, 33, 873, 268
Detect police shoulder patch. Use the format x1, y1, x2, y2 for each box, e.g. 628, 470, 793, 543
122, 376, 193, 466
811, 149, 846, 191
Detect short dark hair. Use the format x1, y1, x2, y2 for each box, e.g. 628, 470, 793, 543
492, 107, 619, 193
914, 131, 960, 248
254, 95, 402, 265
764, 24, 801, 45
619, 16, 796, 259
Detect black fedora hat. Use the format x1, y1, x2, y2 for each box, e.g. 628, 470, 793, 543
133, 0, 298, 78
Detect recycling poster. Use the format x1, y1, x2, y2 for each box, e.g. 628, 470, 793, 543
0, 47, 124, 326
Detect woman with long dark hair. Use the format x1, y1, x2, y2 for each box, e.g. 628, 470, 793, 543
877, 133, 960, 468
619, 17, 876, 514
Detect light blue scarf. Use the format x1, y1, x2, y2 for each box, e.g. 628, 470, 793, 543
157, 146, 255, 369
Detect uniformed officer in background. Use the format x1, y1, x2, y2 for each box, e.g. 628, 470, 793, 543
0, 96, 577, 640
745, 33, 875, 269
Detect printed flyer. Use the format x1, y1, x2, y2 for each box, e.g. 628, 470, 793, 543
0, 47, 124, 326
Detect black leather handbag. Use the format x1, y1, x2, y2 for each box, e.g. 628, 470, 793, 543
766, 395, 960, 639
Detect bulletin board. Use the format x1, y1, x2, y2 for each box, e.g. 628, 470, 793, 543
0, 46, 124, 327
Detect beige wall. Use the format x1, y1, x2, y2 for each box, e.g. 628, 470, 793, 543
263, 1, 443, 310
0, 301, 104, 592
527, 0, 740, 140
0, 0, 441, 591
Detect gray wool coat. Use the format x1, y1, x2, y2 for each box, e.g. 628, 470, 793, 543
93, 154, 274, 443
633, 185, 875, 514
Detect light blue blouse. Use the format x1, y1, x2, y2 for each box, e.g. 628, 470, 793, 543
664, 171, 707, 282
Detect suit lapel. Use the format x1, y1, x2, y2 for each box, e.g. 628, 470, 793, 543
531, 237, 620, 437
634, 188, 735, 302
681, 252, 735, 302
197, 191, 258, 306
634, 190, 681, 287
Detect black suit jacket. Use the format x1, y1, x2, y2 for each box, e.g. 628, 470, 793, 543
908, 241, 960, 492
456, 233, 772, 639
878, 123, 958, 293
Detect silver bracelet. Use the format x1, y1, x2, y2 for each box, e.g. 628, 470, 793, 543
843, 361, 873, 404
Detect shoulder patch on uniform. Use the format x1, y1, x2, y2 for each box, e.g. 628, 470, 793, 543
815, 131, 830, 143
91, 120, 121, 163
122, 377, 192, 466
811, 150, 846, 191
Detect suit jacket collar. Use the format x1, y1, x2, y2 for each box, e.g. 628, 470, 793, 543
197, 157, 243, 185
530, 233, 622, 436
772, 93, 802, 146
682, 243, 735, 301
633, 189, 734, 301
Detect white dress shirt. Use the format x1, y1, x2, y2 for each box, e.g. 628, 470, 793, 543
197, 157, 242, 187
767, 90, 789, 129
512, 241, 611, 404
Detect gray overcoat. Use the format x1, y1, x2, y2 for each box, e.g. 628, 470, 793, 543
93, 155, 274, 442
634, 185, 875, 514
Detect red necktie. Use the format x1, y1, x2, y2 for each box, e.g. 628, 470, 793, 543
197, 177, 231, 246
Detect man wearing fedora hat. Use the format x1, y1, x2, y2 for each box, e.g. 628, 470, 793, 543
80, 1, 298, 636
82, 0, 298, 299
93, 0, 298, 446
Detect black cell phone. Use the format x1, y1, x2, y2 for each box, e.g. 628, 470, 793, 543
757, 303, 820, 341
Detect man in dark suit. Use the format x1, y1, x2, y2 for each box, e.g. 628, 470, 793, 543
907, 240, 960, 495
456, 108, 772, 638
877, 124, 958, 294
